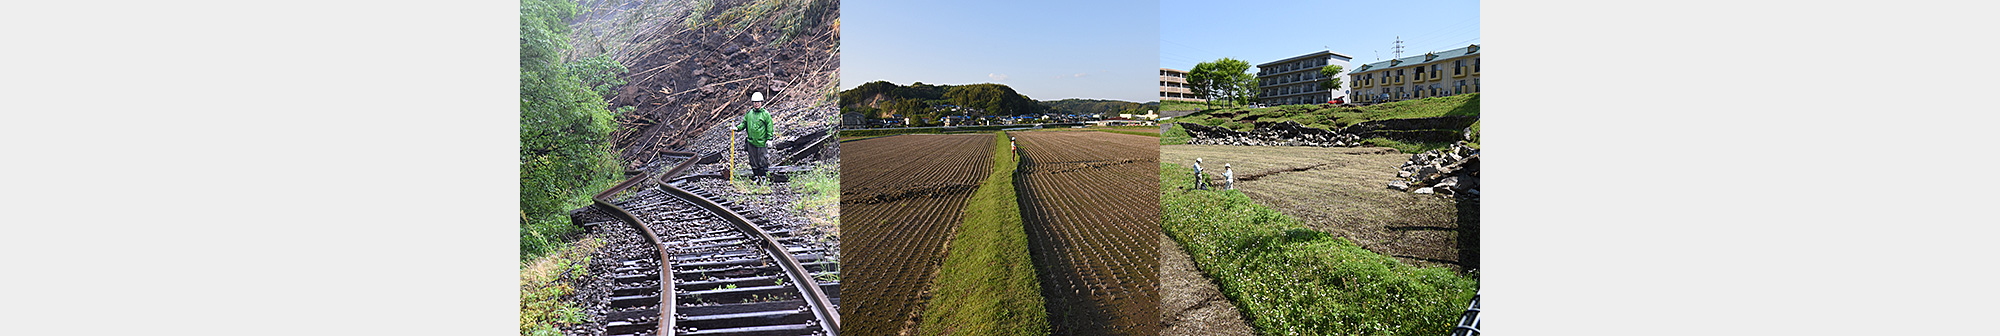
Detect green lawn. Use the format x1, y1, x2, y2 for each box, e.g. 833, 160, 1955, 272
1159, 100, 1242, 112
1160, 162, 1477, 336
918, 131, 1050, 336
1160, 123, 1191, 145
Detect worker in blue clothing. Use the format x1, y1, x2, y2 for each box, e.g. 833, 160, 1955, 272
1192, 158, 1208, 190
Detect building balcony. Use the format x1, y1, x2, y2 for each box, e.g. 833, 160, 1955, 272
1429, 71, 1440, 81
1393, 77, 1404, 85
1453, 67, 1467, 77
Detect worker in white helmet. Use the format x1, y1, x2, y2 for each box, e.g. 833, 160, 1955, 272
1192, 158, 1207, 190
733, 91, 775, 183
1224, 163, 1235, 190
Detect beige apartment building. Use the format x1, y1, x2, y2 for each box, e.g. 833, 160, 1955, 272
1255, 50, 1353, 106
1347, 44, 1480, 104
1159, 68, 1203, 102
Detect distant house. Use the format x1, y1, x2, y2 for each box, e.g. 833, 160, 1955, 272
841, 112, 865, 127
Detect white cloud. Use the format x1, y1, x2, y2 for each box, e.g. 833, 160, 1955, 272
988, 73, 1008, 81
1073, 73, 1088, 78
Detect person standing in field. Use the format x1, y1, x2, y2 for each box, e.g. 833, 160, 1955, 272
1192, 158, 1208, 190
735, 91, 776, 183
1224, 162, 1235, 190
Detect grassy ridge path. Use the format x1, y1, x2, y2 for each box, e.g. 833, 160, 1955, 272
917, 132, 1051, 335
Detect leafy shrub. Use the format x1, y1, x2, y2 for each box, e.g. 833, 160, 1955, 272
521, 0, 628, 260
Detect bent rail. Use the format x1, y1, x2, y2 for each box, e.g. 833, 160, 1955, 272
657, 183, 842, 334
588, 149, 839, 335
589, 150, 699, 336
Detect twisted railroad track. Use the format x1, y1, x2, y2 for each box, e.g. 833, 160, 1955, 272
579, 151, 841, 336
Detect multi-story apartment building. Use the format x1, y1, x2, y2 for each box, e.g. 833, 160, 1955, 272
1255, 50, 1353, 106
1347, 44, 1480, 104
1159, 68, 1203, 102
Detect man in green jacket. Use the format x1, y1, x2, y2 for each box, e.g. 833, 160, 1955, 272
734, 91, 776, 182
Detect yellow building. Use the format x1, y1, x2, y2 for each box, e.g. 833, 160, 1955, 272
1348, 44, 1480, 104
1159, 68, 1204, 102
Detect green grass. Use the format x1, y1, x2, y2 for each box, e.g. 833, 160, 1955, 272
1169, 94, 1479, 153
521, 237, 601, 336
1095, 129, 1159, 137
1160, 100, 1241, 112
1160, 163, 1477, 336
787, 163, 838, 212
1362, 138, 1454, 154
1177, 94, 1478, 131
918, 131, 1050, 336
1161, 123, 1191, 145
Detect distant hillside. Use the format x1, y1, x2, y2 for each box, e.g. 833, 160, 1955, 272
839, 81, 1050, 118
1041, 98, 1147, 116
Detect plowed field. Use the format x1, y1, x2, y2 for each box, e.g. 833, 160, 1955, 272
839, 134, 995, 335
1014, 131, 1160, 336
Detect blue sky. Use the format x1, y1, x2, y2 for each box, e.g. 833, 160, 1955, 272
841, 0, 1159, 102
1160, 0, 1479, 71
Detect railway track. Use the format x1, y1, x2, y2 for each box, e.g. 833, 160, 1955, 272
580, 151, 841, 336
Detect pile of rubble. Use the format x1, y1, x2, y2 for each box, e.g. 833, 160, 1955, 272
1177, 121, 1365, 147
1388, 141, 1480, 198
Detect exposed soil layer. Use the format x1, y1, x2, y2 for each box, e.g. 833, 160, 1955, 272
1158, 233, 1253, 336
1014, 131, 1160, 336
1161, 144, 1476, 272
837, 134, 995, 335
569, 0, 842, 170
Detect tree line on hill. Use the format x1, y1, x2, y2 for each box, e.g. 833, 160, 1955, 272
839, 81, 1154, 123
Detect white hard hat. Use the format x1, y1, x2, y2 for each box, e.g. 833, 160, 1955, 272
751, 92, 765, 102
1196, 158, 1203, 162
1224, 163, 1231, 167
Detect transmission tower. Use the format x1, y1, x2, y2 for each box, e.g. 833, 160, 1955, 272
1392, 36, 1404, 59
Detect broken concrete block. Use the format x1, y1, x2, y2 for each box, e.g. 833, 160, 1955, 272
1436, 176, 1461, 190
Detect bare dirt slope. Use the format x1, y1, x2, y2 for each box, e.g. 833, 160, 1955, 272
568, 0, 841, 169
1161, 144, 1475, 271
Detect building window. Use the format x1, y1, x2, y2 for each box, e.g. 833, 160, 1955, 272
1454, 60, 1464, 75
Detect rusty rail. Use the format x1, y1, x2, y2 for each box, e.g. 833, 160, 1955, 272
657, 183, 843, 334
589, 148, 839, 335
589, 150, 697, 336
